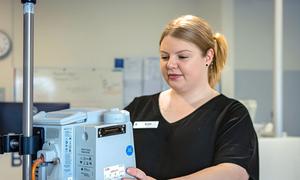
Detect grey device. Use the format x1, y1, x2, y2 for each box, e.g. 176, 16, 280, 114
75, 108, 136, 179
33, 108, 136, 180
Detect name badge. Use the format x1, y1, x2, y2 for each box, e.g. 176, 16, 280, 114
133, 121, 159, 129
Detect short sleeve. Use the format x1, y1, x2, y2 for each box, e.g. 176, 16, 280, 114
124, 97, 146, 121
124, 98, 136, 112
213, 101, 259, 180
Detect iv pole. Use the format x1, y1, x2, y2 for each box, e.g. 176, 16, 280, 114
21, 0, 36, 180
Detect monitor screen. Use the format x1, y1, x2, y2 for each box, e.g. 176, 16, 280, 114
0, 102, 70, 135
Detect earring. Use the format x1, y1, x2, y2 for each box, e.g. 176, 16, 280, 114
206, 64, 208, 67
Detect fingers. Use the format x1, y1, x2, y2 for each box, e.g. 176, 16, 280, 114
122, 178, 135, 180
126, 167, 147, 180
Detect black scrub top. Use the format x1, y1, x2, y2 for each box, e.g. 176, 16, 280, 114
125, 93, 259, 180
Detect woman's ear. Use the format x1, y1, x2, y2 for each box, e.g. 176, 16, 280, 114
205, 48, 214, 65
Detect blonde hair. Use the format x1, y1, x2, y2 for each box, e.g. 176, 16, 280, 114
159, 15, 228, 88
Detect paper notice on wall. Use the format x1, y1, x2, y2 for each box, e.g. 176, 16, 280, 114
123, 57, 169, 107
123, 57, 143, 107
143, 57, 163, 95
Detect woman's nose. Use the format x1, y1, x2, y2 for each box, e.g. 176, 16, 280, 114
166, 56, 178, 69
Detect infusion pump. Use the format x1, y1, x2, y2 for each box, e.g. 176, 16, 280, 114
33, 108, 136, 180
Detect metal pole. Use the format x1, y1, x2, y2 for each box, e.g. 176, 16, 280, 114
22, 1, 36, 180
274, 0, 283, 137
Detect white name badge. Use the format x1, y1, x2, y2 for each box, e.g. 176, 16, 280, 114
133, 121, 159, 129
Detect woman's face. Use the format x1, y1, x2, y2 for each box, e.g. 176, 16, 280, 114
160, 35, 209, 93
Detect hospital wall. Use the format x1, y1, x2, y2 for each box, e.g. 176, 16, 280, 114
0, 0, 299, 179
234, 0, 300, 136
0, 0, 224, 102
0, 0, 223, 179
1, 1, 297, 135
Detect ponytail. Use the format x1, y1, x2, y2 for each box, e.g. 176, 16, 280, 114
208, 33, 228, 88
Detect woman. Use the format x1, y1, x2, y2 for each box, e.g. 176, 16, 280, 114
124, 15, 258, 180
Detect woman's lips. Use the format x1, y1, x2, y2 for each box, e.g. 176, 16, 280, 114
168, 74, 183, 80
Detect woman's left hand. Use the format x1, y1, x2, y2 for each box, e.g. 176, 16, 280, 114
122, 167, 156, 180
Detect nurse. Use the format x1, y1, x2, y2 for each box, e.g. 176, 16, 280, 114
124, 15, 259, 180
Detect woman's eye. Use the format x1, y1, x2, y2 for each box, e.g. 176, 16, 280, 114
161, 56, 169, 60
178, 55, 188, 59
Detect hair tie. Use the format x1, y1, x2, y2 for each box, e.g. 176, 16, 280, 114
214, 32, 221, 39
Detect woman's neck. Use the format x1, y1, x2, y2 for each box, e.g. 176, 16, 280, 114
168, 85, 218, 108
159, 85, 219, 123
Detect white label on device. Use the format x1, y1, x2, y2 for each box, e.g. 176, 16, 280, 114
104, 164, 125, 180
133, 121, 159, 129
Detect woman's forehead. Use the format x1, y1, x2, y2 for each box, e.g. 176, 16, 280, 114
160, 36, 202, 54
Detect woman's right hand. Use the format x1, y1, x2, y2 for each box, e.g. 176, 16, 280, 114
122, 167, 156, 180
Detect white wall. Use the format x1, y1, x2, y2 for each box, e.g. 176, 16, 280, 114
11, 0, 222, 69
234, 0, 300, 71
235, 0, 274, 70
283, 0, 300, 70
0, 0, 224, 101
0, 0, 224, 179
0, 0, 14, 101
233, 0, 300, 136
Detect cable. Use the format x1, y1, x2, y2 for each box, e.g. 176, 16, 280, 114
31, 156, 44, 180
